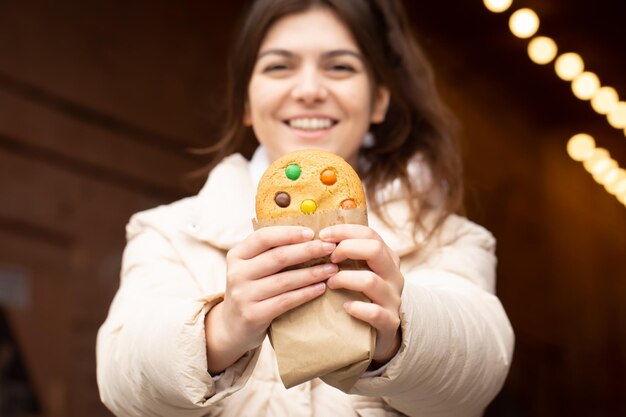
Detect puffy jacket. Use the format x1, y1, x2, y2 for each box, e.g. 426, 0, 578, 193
96, 151, 514, 417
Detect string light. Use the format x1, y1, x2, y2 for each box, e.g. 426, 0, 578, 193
528, 36, 558, 64
571, 71, 601, 100
568, 134, 626, 206
485, 3, 626, 208
483, 0, 513, 13
607, 102, 626, 129
509, 9, 540, 39
591, 87, 619, 115
555, 53, 584, 81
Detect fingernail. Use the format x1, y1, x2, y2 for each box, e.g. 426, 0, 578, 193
323, 263, 337, 274
302, 228, 315, 239
315, 282, 326, 292
319, 229, 330, 240
322, 242, 336, 252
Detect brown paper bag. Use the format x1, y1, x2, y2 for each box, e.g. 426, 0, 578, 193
252, 207, 376, 391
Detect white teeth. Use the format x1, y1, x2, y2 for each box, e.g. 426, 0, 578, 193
288, 118, 333, 130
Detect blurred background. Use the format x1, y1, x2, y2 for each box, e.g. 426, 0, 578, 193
1, 1, 625, 416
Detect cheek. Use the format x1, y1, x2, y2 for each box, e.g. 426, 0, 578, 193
336, 81, 373, 122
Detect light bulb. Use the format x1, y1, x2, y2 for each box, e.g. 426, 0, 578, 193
607, 102, 626, 129
528, 36, 558, 64
591, 87, 619, 115
572, 72, 600, 101
484, 0, 513, 13
582, 148, 610, 172
509, 9, 540, 38
567, 133, 596, 161
555, 53, 584, 81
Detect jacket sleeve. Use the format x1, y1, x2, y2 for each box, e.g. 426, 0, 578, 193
351, 215, 514, 417
96, 211, 260, 417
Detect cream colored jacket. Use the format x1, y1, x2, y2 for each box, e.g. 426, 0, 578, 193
97, 152, 514, 417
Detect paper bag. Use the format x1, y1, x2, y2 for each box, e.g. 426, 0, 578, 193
252, 207, 376, 391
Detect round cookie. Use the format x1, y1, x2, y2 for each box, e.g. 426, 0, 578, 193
256, 149, 366, 221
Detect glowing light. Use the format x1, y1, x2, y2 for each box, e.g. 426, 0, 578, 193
555, 53, 584, 81
567, 134, 596, 161
509, 9, 540, 39
591, 158, 617, 181
599, 166, 622, 189
484, 0, 513, 13
572, 72, 600, 100
608, 171, 626, 195
528, 36, 558, 64
582, 148, 610, 173
591, 87, 619, 115
607, 102, 626, 129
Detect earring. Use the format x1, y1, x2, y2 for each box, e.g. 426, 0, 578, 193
362, 131, 375, 148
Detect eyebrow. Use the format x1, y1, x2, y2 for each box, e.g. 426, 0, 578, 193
257, 48, 364, 61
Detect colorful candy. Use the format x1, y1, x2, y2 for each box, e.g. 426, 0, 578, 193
320, 168, 337, 185
274, 192, 291, 208
340, 199, 356, 209
300, 199, 317, 214
285, 164, 301, 180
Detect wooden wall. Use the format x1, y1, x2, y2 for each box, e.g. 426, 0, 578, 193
0, 1, 624, 416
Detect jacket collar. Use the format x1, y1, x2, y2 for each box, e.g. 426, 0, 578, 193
194, 148, 423, 256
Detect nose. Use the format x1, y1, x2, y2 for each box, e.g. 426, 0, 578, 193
291, 67, 328, 104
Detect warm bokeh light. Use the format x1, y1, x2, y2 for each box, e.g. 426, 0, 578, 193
567, 133, 596, 161
599, 166, 622, 190
483, 0, 513, 13
582, 147, 610, 173
591, 158, 617, 182
572, 71, 600, 100
607, 102, 626, 129
591, 86, 619, 115
555, 53, 584, 81
608, 170, 626, 195
528, 36, 558, 64
509, 9, 540, 38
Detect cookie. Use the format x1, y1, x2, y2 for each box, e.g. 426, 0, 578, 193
255, 149, 366, 221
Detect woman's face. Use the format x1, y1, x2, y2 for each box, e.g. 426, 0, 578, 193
245, 7, 389, 166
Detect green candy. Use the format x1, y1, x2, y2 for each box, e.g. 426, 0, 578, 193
285, 164, 301, 180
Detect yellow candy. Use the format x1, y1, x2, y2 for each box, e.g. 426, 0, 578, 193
300, 199, 317, 214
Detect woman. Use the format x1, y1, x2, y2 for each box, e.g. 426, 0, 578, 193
97, 1, 514, 416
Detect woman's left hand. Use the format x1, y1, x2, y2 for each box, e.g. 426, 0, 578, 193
319, 224, 404, 365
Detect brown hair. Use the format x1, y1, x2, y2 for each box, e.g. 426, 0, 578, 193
203, 0, 463, 234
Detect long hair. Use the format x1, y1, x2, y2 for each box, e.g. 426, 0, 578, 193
203, 0, 463, 234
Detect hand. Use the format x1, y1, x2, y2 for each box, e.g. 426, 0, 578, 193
205, 226, 338, 374
319, 224, 404, 365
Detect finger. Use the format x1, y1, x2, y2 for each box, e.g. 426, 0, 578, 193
326, 270, 399, 308
319, 224, 380, 242
253, 263, 338, 300
343, 301, 400, 335
248, 239, 336, 278
232, 226, 315, 260
330, 239, 399, 279
251, 281, 327, 323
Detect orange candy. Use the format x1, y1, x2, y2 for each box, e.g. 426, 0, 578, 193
340, 199, 356, 209
320, 168, 337, 185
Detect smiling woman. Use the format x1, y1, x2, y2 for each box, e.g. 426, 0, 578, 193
245, 8, 389, 166
96, 1, 514, 416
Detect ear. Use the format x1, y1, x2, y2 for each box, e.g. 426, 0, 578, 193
243, 101, 253, 126
370, 86, 390, 124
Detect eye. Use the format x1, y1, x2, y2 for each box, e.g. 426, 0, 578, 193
329, 63, 356, 73
263, 63, 291, 73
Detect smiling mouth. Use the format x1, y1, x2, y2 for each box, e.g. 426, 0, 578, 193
285, 117, 338, 131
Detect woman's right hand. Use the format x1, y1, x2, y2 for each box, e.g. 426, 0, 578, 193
205, 226, 337, 374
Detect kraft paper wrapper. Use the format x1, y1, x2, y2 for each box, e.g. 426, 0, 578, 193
252, 207, 376, 391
